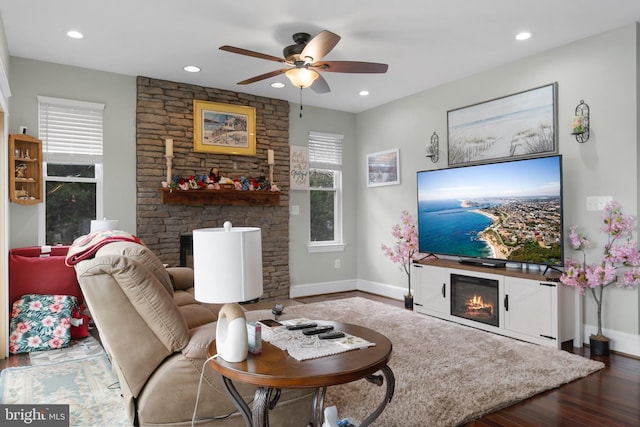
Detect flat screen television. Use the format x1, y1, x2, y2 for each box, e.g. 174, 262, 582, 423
417, 155, 563, 268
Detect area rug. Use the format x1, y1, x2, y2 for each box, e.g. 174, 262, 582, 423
281, 297, 604, 426
29, 335, 104, 365
0, 353, 128, 426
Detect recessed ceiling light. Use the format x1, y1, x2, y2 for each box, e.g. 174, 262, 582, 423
183, 65, 201, 73
66, 30, 84, 39
515, 32, 532, 41
359, 90, 370, 96
271, 82, 285, 88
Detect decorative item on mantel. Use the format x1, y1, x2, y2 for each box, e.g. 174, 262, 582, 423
381, 210, 420, 310
571, 99, 590, 143
268, 148, 275, 187
560, 200, 640, 356
164, 138, 174, 183
159, 147, 280, 206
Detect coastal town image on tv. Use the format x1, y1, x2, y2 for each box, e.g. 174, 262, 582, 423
417, 155, 563, 266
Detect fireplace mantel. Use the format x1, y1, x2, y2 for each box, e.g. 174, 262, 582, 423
159, 188, 280, 206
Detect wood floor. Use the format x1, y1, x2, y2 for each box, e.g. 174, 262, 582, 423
298, 291, 640, 427
2, 291, 639, 426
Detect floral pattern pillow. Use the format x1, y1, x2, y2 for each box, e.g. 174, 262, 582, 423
9, 294, 78, 354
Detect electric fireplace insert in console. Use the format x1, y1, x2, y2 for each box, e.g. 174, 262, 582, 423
450, 273, 499, 327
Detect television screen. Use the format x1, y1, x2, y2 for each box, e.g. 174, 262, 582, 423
417, 155, 563, 267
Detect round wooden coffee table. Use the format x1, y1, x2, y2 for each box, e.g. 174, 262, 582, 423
207, 320, 394, 427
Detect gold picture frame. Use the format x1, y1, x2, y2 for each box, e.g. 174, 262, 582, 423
193, 100, 256, 155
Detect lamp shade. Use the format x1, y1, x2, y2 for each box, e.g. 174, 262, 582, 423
90, 219, 119, 233
193, 222, 263, 304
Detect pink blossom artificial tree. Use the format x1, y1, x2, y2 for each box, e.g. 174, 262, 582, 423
560, 201, 640, 344
381, 210, 420, 298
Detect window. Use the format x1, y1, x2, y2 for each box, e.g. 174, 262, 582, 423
37, 96, 105, 245
308, 131, 344, 252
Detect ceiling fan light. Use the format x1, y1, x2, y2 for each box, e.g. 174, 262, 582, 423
66, 30, 84, 39
515, 31, 532, 41
286, 68, 319, 88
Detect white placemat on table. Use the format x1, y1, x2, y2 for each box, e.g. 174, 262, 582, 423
260, 318, 375, 361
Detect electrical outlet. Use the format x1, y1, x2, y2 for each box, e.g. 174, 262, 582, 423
291, 205, 300, 215
334, 259, 341, 269
586, 196, 613, 211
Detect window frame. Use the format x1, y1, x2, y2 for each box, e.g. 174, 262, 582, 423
307, 131, 346, 253
36, 96, 105, 245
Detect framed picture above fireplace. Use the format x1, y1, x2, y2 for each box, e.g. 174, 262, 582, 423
193, 100, 256, 155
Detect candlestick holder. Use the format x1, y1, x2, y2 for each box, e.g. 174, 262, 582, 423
165, 155, 174, 183
268, 164, 274, 187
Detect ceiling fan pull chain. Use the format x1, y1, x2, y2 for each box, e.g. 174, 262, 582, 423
299, 87, 304, 118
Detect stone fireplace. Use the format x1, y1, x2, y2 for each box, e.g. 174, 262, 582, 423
450, 273, 499, 327
135, 76, 291, 300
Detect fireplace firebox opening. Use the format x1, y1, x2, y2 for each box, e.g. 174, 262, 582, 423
450, 273, 499, 327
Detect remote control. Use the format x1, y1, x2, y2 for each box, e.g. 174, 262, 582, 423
319, 331, 345, 340
286, 322, 317, 330
302, 325, 335, 335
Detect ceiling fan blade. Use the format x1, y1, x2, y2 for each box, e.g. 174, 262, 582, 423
310, 74, 330, 94
220, 45, 285, 63
237, 68, 289, 85
313, 61, 389, 73
300, 30, 341, 62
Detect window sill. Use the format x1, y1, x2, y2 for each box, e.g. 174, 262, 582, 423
307, 242, 347, 253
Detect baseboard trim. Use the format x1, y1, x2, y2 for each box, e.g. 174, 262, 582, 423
290, 279, 405, 301
583, 324, 640, 358
356, 279, 405, 301
289, 279, 358, 298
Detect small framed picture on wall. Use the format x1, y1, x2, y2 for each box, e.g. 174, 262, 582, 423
367, 148, 400, 187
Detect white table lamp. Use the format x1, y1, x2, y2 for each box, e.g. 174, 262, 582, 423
193, 222, 263, 362
90, 218, 119, 233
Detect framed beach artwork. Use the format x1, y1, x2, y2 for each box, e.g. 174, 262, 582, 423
447, 83, 557, 166
367, 148, 400, 187
193, 100, 256, 155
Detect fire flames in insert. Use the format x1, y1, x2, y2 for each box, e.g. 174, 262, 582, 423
464, 295, 494, 318
451, 274, 499, 327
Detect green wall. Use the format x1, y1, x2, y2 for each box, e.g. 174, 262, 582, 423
356, 23, 640, 343
7, 57, 136, 248
288, 104, 357, 291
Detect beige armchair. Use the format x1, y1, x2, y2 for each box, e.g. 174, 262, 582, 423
74, 241, 314, 426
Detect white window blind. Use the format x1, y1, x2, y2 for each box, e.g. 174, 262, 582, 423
309, 131, 343, 170
38, 96, 105, 164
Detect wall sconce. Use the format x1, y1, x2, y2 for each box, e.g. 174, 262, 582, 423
426, 132, 439, 163
572, 100, 590, 143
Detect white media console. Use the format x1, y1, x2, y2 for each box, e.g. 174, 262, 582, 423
412, 258, 575, 349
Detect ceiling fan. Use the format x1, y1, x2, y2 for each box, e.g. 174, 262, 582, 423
219, 30, 389, 93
